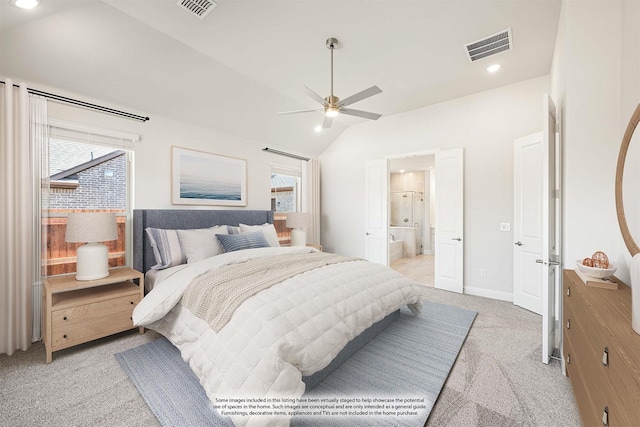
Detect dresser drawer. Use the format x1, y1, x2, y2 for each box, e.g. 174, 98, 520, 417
51, 306, 136, 350
564, 333, 601, 425
563, 304, 614, 425
606, 345, 640, 426
52, 293, 140, 326
563, 270, 640, 426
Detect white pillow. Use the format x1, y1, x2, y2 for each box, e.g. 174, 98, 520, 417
177, 225, 228, 263
239, 223, 280, 247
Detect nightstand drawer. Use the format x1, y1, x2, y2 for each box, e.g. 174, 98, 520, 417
43, 267, 145, 363
52, 293, 140, 326
51, 306, 137, 350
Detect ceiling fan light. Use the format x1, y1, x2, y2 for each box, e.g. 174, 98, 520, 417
325, 106, 340, 118
12, 0, 39, 9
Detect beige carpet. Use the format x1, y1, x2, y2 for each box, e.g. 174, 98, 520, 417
423, 287, 580, 426
1, 288, 580, 427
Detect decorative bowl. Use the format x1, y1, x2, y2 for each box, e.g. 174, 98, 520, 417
575, 260, 617, 279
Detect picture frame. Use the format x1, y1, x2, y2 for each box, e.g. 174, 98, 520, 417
172, 146, 247, 206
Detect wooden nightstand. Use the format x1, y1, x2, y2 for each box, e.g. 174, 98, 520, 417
42, 267, 144, 363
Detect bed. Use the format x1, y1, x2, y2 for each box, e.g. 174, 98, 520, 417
131, 209, 425, 427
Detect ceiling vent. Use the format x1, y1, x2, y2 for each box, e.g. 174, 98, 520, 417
464, 28, 512, 62
177, 0, 217, 19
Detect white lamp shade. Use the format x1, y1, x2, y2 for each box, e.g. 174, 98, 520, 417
65, 212, 117, 281
65, 212, 118, 243
286, 212, 310, 229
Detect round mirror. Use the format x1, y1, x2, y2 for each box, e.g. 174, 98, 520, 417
615, 103, 640, 256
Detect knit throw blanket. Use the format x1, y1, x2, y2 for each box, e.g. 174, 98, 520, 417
181, 252, 359, 332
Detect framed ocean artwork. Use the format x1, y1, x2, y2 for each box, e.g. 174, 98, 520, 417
171, 146, 247, 206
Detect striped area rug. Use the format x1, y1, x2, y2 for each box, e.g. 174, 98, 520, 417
116, 301, 476, 427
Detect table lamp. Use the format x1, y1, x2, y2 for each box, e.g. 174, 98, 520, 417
286, 212, 310, 247
65, 212, 118, 280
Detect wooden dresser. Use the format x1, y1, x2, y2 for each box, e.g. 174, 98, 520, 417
563, 270, 640, 426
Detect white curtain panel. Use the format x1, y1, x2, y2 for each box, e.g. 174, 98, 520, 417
31, 94, 48, 342
0, 80, 34, 355
302, 159, 321, 245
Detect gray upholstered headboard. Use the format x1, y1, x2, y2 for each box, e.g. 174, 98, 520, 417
133, 209, 274, 273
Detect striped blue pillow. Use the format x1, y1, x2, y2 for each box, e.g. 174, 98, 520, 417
145, 227, 187, 269
216, 231, 270, 253
227, 225, 242, 235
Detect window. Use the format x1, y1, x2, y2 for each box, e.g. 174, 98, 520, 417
271, 165, 301, 245
43, 121, 137, 276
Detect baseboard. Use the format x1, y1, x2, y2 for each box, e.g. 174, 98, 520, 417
464, 286, 513, 302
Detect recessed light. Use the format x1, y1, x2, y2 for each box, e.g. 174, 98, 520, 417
399, 169, 405, 173
486, 64, 501, 73
314, 125, 322, 133
12, 0, 39, 9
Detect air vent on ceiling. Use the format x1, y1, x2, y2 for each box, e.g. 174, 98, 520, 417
464, 28, 512, 63
177, 0, 217, 19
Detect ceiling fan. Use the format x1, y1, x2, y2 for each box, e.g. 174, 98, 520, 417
278, 38, 382, 129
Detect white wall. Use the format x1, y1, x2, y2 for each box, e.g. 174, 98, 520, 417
38, 85, 306, 211
320, 76, 550, 300
552, 0, 640, 284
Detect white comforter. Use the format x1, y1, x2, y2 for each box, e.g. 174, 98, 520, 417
133, 246, 425, 427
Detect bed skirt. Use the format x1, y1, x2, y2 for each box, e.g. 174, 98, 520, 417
302, 309, 400, 390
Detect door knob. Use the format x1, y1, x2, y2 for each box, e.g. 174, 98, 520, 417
451, 237, 461, 241
365, 232, 371, 235
515, 241, 523, 246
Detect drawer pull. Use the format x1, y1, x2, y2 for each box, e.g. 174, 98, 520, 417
566, 286, 570, 297
602, 407, 608, 426
63, 316, 67, 321
566, 319, 570, 330
602, 347, 608, 366
63, 334, 67, 339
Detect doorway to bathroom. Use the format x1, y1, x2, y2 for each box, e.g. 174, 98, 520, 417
389, 155, 435, 287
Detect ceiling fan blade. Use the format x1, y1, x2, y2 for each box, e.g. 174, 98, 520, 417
322, 115, 333, 129
340, 108, 382, 121
337, 85, 382, 107
277, 108, 319, 115
302, 85, 327, 106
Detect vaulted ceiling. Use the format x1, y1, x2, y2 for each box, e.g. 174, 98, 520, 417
0, 0, 561, 156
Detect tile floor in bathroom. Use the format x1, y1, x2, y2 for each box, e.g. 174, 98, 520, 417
390, 254, 434, 287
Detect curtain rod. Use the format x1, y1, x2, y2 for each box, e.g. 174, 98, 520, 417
0, 80, 149, 123
262, 147, 310, 161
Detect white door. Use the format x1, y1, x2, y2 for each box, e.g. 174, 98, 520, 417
435, 148, 464, 293
541, 94, 559, 365
365, 159, 389, 265
513, 132, 544, 315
